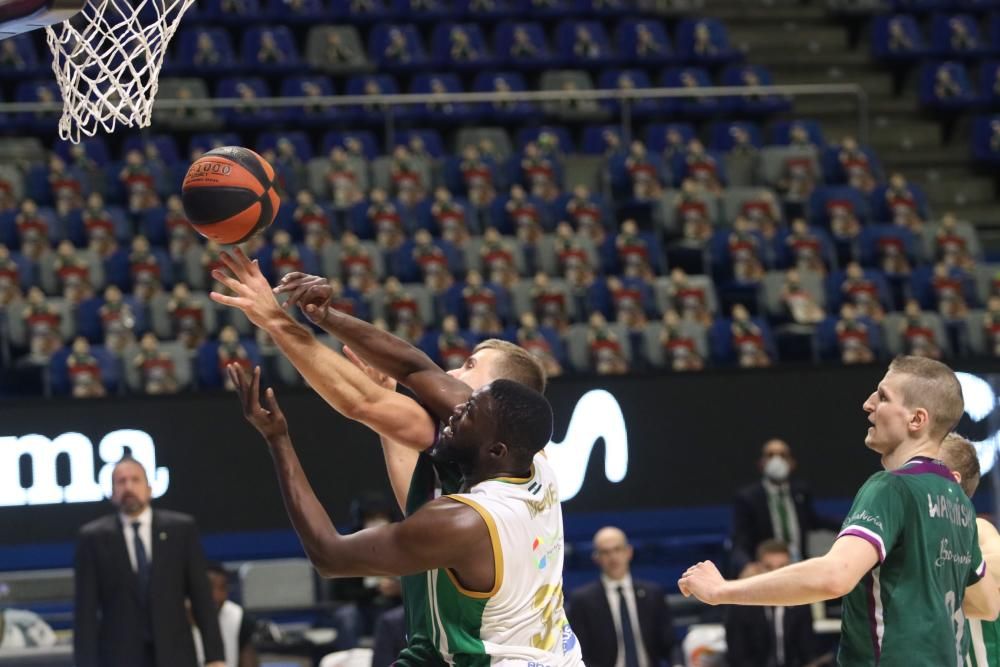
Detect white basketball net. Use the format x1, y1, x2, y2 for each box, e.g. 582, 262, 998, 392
44, 0, 196, 143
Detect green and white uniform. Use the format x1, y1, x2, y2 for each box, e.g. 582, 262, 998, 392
399, 453, 581, 666
967, 617, 1000, 667
837, 456, 986, 667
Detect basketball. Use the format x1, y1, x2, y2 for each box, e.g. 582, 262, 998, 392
181, 146, 281, 245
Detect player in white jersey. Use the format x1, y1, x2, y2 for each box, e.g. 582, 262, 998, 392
229, 365, 583, 666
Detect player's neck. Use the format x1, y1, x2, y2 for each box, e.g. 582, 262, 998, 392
882, 438, 939, 471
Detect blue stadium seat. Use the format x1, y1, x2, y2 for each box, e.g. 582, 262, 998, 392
660, 67, 720, 117
47, 344, 121, 396
869, 182, 930, 222
816, 315, 884, 361
971, 115, 1000, 163
808, 186, 871, 227
644, 122, 696, 153
215, 77, 277, 129
256, 131, 314, 161
890, 0, 953, 11
675, 18, 740, 64
431, 22, 492, 69
121, 136, 182, 166
555, 20, 616, 66
452, 0, 517, 18
240, 26, 300, 72
719, 64, 791, 115
321, 130, 380, 159
616, 18, 673, 65
393, 129, 446, 158
581, 124, 623, 154
709, 121, 764, 151
329, 0, 389, 21
174, 28, 237, 73
516, 126, 574, 154
708, 316, 777, 366
0, 34, 43, 79
471, 71, 536, 121
980, 61, 1000, 107
930, 13, 989, 57
597, 69, 658, 115
279, 76, 338, 125
391, 0, 454, 21
15, 81, 62, 131
189, 133, 243, 158
199, 0, 261, 24
409, 73, 475, 121
344, 74, 402, 121
910, 264, 978, 310
368, 23, 428, 69
65, 206, 132, 248
492, 21, 551, 67
919, 60, 979, 109
195, 339, 261, 389
871, 14, 929, 61
511, 0, 573, 18
265, 0, 325, 22
54, 138, 111, 167
858, 225, 918, 270
572, 0, 628, 16
770, 120, 827, 148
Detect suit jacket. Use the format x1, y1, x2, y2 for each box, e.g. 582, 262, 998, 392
73, 509, 224, 667
724, 603, 818, 667
730, 479, 841, 574
567, 579, 673, 667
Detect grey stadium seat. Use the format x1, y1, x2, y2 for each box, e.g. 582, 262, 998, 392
653, 274, 718, 316
324, 240, 386, 283
368, 283, 435, 325
965, 310, 987, 356
122, 339, 192, 393
0, 165, 25, 201
454, 127, 513, 161
38, 249, 105, 296
5, 296, 75, 348
641, 320, 708, 368
974, 263, 1000, 307
463, 235, 527, 277
509, 276, 576, 322
538, 70, 604, 119
921, 220, 982, 265
719, 187, 782, 224
153, 78, 219, 130
881, 312, 948, 357
655, 189, 722, 234
759, 146, 822, 188
305, 25, 369, 73
238, 558, 317, 612
759, 269, 825, 319
149, 290, 218, 339
564, 321, 631, 373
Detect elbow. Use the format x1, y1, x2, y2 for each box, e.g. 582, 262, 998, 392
819, 563, 858, 599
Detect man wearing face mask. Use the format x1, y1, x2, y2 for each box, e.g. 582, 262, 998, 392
729, 439, 841, 575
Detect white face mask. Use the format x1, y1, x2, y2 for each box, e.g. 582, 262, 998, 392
763, 456, 791, 482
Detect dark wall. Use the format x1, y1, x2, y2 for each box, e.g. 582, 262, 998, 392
2, 363, 999, 549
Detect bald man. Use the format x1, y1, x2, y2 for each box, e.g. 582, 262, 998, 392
730, 439, 841, 574
567, 527, 675, 667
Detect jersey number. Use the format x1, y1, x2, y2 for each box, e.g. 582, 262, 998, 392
945, 590, 966, 667
531, 583, 564, 651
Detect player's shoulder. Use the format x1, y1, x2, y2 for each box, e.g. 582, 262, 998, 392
153, 508, 197, 527
78, 513, 118, 536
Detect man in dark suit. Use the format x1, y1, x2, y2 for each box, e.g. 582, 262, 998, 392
730, 439, 841, 575
724, 539, 830, 667
73, 456, 225, 667
567, 526, 674, 667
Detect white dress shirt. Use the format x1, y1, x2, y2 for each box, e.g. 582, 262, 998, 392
120, 506, 153, 572
600, 573, 649, 667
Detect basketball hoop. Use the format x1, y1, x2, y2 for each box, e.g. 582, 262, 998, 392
44, 0, 196, 143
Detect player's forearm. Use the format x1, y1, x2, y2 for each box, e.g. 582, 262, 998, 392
266, 315, 380, 417
317, 307, 438, 381
715, 556, 849, 606
265, 431, 344, 577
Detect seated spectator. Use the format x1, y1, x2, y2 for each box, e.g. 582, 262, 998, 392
554, 221, 597, 285
659, 309, 704, 371
0, 39, 27, 71
692, 20, 717, 57
54, 240, 95, 304
369, 579, 405, 667
190, 562, 260, 667
339, 232, 378, 295
635, 22, 667, 58
436, 315, 474, 369
462, 270, 503, 335
293, 191, 334, 251
837, 136, 876, 194
320, 30, 360, 68
933, 212, 973, 267
520, 142, 560, 203
948, 16, 979, 52
367, 188, 405, 252
459, 144, 497, 207
99, 285, 136, 355
567, 526, 674, 667
681, 139, 723, 194
776, 152, 819, 215
479, 227, 517, 288
509, 26, 540, 59
873, 231, 911, 277
129, 236, 163, 302
730, 439, 839, 572
781, 269, 824, 325
49, 154, 85, 217
841, 262, 885, 322
835, 303, 876, 365
15, 199, 51, 262
390, 145, 428, 206
884, 172, 924, 231
672, 179, 713, 249
270, 230, 305, 280
256, 30, 286, 65
119, 149, 160, 213
515, 312, 563, 378
193, 32, 222, 67
607, 275, 648, 332
728, 217, 765, 284
588, 311, 628, 375
81, 193, 117, 258
785, 219, 826, 275
900, 298, 942, 359
412, 229, 453, 293
564, 184, 603, 235
827, 199, 862, 246
218, 325, 251, 390
573, 24, 603, 60
615, 219, 655, 280
888, 16, 916, 54
725, 539, 827, 667
929, 262, 969, 321
624, 141, 662, 202
0, 245, 21, 306
724, 126, 760, 188
740, 189, 782, 230
983, 296, 1000, 358
668, 267, 712, 326
430, 187, 469, 245
383, 277, 423, 342
449, 26, 478, 62
731, 304, 770, 368
162, 194, 197, 262
531, 272, 570, 333
23, 287, 64, 362
504, 184, 545, 244
133, 332, 181, 395
384, 28, 413, 64
68, 336, 106, 398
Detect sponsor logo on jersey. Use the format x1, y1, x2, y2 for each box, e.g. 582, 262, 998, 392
561, 622, 578, 653
935, 537, 973, 568
531, 531, 562, 570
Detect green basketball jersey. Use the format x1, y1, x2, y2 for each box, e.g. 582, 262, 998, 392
837, 456, 985, 667
967, 618, 1000, 667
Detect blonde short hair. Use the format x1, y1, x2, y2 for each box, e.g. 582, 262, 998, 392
938, 433, 981, 497
473, 339, 547, 393
888, 355, 964, 441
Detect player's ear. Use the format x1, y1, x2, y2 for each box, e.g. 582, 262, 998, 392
952, 470, 963, 486
909, 407, 930, 434
490, 442, 508, 459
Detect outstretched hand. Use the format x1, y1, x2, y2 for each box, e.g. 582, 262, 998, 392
678, 560, 726, 605
343, 344, 396, 391
274, 272, 332, 324
209, 248, 286, 329
228, 364, 288, 441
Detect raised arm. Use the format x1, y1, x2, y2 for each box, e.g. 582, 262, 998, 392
680, 534, 878, 607
209, 251, 436, 450
230, 365, 491, 584
275, 270, 473, 421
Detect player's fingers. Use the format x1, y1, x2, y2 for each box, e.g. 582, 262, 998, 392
209, 292, 249, 309
264, 387, 283, 418
249, 366, 262, 412
218, 251, 247, 281
283, 285, 311, 310
210, 269, 246, 295
226, 364, 243, 397
342, 344, 364, 367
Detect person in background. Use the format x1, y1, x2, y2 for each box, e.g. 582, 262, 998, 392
73, 456, 224, 667
370, 578, 406, 667
191, 562, 259, 667
724, 539, 830, 667
730, 439, 841, 573
567, 526, 675, 667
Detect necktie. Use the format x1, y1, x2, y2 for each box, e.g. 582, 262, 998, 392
774, 487, 792, 543
617, 585, 640, 667
132, 521, 151, 601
